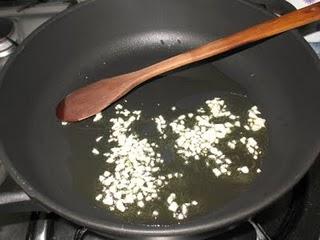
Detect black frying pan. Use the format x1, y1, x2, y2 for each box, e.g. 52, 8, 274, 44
0, 0, 319, 239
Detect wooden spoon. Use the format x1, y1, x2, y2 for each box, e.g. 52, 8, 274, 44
57, 3, 320, 122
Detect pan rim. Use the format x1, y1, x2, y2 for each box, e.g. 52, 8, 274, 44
0, 0, 319, 237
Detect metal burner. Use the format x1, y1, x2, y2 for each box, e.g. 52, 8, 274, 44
0, 18, 16, 59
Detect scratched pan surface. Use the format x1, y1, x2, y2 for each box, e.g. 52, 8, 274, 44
0, 0, 320, 239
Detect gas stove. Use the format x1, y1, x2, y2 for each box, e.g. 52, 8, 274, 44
0, 1, 319, 240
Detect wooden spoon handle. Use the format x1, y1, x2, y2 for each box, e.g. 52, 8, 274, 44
57, 2, 320, 122
136, 3, 320, 82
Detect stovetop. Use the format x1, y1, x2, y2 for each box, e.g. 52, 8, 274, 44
0, 1, 319, 240
1, 155, 320, 240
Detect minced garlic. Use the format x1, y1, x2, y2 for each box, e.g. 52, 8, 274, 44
246, 106, 266, 131
95, 104, 183, 214
62, 98, 267, 221
93, 112, 103, 122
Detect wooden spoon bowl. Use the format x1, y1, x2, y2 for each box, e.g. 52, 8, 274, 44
57, 3, 320, 122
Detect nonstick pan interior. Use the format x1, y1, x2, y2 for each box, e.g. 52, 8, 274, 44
0, 0, 320, 237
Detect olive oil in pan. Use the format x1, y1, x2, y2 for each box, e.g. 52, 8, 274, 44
62, 64, 268, 225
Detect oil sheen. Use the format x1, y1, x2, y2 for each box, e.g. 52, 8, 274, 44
62, 63, 268, 225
